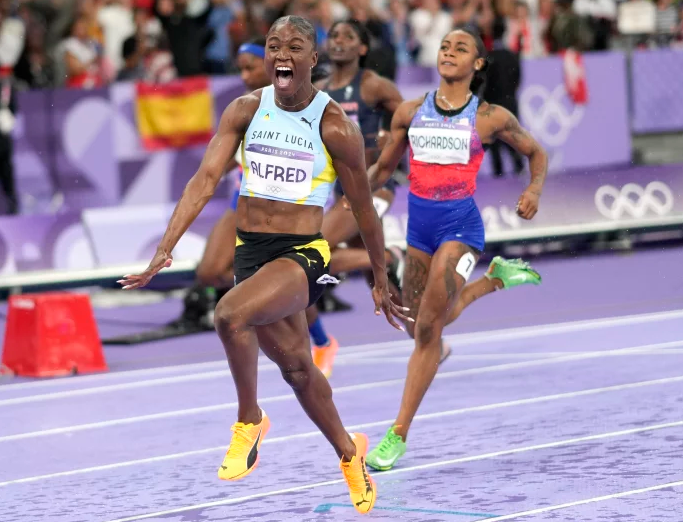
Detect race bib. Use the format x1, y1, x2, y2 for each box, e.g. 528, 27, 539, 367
408, 120, 472, 165
244, 143, 314, 201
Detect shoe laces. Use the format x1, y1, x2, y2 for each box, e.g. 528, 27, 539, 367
340, 456, 366, 492
376, 428, 401, 455
226, 423, 252, 457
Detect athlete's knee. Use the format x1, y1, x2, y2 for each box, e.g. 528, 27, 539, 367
196, 261, 226, 288
414, 312, 442, 347
214, 298, 247, 336
279, 356, 314, 391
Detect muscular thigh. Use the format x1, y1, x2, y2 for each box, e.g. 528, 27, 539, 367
417, 241, 480, 323
255, 311, 311, 367
221, 258, 310, 326
401, 246, 432, 322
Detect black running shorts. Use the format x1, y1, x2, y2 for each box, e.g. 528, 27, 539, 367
233, 228, 334, 307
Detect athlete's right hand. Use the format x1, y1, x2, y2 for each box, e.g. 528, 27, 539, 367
118, 250, 173, 290
372, 276, 413, 331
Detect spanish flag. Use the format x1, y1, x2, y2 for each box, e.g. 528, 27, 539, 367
135, 76, 215, 151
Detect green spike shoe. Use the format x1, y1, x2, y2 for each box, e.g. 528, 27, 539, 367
366, 426, 407, 471
485, 256, 542, 289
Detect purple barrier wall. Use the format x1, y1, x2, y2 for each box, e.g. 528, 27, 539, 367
11, 52, 634, 217
13, 77, 245, 215
631, 49, 683, 134
1, 163, 680, 277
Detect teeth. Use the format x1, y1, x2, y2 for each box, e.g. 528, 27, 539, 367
276, 67, 292, 71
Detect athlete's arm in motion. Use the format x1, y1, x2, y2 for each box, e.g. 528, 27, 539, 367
481, 103, 548, 220
367, 100, 418, 192
322, 104, 411, 329
368, 74, 404, 150
119, 94, 258, 289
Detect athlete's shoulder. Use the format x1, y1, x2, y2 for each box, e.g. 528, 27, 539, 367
476, 102, 513, 128
220, 89, 265, 129
320, 99, 363, 151
393, 96, 425, 125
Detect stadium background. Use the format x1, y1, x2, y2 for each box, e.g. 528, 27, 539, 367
1, 1, 683, 521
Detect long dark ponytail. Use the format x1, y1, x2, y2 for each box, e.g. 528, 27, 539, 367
452, 25, 490, 98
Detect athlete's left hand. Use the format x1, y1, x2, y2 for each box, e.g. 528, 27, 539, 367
372, 278, 413, 331
118, 250, 173, 290
516, 189, 540, 220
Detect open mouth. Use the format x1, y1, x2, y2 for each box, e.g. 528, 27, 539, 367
275, 66, 293, 89
441, 61, 456, 67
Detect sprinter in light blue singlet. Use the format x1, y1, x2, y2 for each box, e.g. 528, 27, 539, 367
120, 16, 408, 515
238, 85, 337, 209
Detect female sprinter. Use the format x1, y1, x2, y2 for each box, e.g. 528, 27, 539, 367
167, 38, 271, 329
363, 27, 547, 471
168, 38, 338, 357
119, 16, 410, 514
306, 19, 406, 377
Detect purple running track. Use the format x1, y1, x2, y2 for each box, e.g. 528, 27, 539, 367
0, 247, 682, 521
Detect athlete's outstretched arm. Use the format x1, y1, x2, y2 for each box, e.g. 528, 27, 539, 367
485, 104, 548, 220
373, 75, 404, 117
119, 95, 257, 290
322, 105, 410, 330
367, 100, 414, 192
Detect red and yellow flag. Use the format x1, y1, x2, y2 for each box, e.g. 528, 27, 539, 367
135, 76, 215, 151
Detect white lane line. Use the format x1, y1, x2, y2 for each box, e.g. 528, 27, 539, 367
102, 419, 683, 522
2, 307, 682, 396
0, 342, 407, 407
359, 348, 683, 364
3, 373, 683, 487
482, 480, 683, 521
2, 339, 681, 442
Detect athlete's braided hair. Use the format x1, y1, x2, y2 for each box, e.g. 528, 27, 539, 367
268, 15, 318, 51
451, 25, 490, 98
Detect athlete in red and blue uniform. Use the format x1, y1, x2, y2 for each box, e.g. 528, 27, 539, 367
362, 27, 548, 470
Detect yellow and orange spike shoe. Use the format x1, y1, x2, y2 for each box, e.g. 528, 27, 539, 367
217, 409, 270, 481
312, 336, 339, 379
340, 432, 377, 514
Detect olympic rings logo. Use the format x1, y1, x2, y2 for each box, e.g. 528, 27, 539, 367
266, 185, 282, 194
519, 84, 584, 147
594, 181, 674, 220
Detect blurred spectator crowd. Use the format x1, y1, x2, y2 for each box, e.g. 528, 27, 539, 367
0, 0, 681, 90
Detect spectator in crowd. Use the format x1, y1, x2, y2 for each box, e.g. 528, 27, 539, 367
116, 34, 145, 80
505, 0, 548, 57
62, 15, 105, 88
573, 0, 616, 51
154, 0, 213, 77
98, 0, 137, 73
140, 17, 178, 82
204, 0, 235, 74
14, 5, 54, 89
386, 0, 419, 65
485, 17, 524, 177
653, 0, 680, 46
546, 0, 593, 52
0, 2, 20, 214
409, 0, 453, 67
349, 0, 397, 79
